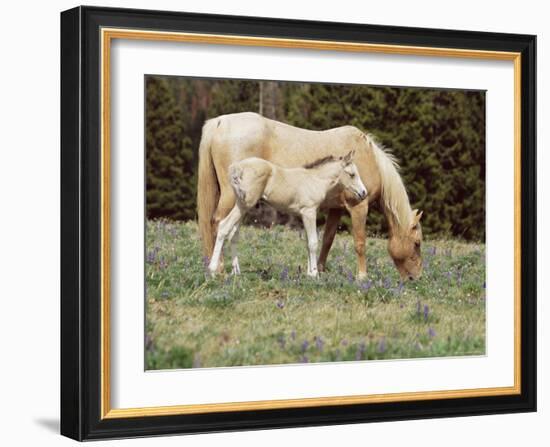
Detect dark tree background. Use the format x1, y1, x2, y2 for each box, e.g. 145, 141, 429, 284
145, 76, 485, 241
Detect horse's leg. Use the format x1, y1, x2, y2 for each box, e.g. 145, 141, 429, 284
349, 200, 369, 280
317, 208, 343, 273
208, 204, 243, 276
301, 210, 319, 278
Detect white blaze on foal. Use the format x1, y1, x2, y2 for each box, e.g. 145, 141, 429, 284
208, 151, 367, 278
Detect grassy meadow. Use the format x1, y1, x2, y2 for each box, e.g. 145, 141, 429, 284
145, 220, 486, 370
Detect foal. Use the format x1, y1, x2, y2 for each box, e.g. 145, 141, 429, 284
207, 151, 368, 278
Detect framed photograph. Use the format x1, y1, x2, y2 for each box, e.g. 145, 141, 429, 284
60, 6, 536, 441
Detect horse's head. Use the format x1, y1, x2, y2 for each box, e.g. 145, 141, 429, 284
388, 209, 423, 280
337, 150, 368, 201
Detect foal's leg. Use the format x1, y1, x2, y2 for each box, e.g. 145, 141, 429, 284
208, 204, 243, 276
317, 208, 343, 272
228, 224, 241, 275
211, 185, 237, 272
301, 209, 319, 278
349, 200, 369, 280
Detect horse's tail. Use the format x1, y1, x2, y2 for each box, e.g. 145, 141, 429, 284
197, 118, 219, 258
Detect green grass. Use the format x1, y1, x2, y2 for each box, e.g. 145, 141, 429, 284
145, 219, 486, 369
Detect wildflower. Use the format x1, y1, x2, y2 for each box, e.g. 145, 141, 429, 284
192, 355, 202, 368
428, 246, 436, 256
360, 280, 373, 292
341, 339, 349, 346
347, 270, 354, 284
146, 250, 156, 264
280, 266, 289, 281
300, 355, 309, 363
377, 337, 387, 354
428, 327, 436, 338
145, 334, 153, 351
383, 277, 392, 289
276, 300, 285, 309
396, 281, 404, 295
423, 305, 430, 321
355, 341, 366, 360
277, 335, 286, 349
314, 336, 324, 352
301, 340, 309, 353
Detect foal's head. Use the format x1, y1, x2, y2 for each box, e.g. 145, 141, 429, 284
335, 150, 368, 201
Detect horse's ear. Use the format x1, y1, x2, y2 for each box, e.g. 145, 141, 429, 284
411, 209, 423, 228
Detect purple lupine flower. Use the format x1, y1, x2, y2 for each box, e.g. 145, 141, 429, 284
428, 327, 436, 338
377, 337, 387, 354
280, 266, 289, 281
347, 270, 354, 284
146, 250, 157, 264
383, 277, 392, 289
301, 340, 309, 353
423, 305, 430, 321
445, 271, 452, 284
397, 281, 404, 295
277, 335, 286, 349
355, 341, 366, 361
360, 280, 373, 292
300, 355, 309, 363
276, 300, 285, 309
145, 334, 153, 351
429, 246, 436, 256
192, 354, 202, 368
341, 339, 349, 346
314, 336, 324, 352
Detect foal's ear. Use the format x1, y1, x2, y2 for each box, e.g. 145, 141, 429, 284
342, 150, 355, 165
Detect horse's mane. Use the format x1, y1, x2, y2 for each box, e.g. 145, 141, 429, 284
363, 133, 412, 232
303, 155, 336, 169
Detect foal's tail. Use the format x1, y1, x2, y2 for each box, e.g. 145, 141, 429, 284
197, 119, 219, 258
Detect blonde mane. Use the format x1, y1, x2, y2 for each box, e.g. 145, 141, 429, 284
364, 133, 412, 232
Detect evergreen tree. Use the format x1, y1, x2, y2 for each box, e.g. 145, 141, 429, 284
145, 77, 195, 220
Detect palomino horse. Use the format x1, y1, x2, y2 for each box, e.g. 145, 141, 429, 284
208, 152, 367, 278
197, 112, 423, 280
